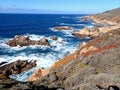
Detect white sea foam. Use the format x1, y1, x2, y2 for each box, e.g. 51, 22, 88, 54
0, 34, 78, 82
61, 16, 70, 18
59, 23, 85, 27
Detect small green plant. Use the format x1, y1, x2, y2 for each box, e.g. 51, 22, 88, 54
95, 68, 103, 74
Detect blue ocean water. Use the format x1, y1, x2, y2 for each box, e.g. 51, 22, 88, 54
0, 14, 92, 81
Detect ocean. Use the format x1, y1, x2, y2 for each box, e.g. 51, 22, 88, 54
0, 14, 92, 81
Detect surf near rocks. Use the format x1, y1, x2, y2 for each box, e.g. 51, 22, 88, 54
52, 26, 73, 30
0, 60, 36, 79
6, 35, 50, 47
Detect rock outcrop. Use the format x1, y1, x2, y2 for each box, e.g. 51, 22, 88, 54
0, 78, 64, 90
53, 26, 73, 30
72, 26, 101, 39
33, 28, 120, 90
88, 7, 120, 24
73, 7, 120, 39
37, 37, 50, 46
1, 7, 120, 90
50, 36, 57, 40
28, 68, 49, 82
6, 35, 50, 47
0, 60, 36, 79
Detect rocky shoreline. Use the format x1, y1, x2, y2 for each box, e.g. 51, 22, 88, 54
0, 7, 120, 90
6, 35, 50, 47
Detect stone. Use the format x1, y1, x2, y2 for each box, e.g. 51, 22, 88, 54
28, 68, 49, 82
37, 37, 50, 46
50, 36, 57, 40
6, 35, 50, 47
0, 60, 36, 79
53, 26, 73, 30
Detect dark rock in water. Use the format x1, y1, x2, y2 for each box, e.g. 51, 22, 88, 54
53, 26, 73, 30
7, 35, 30, 46
0, 60, 36, 79
50, 36, 57, 40
37, 37, 50, 46
6, 35, 50, 47
0, 62, 8, 66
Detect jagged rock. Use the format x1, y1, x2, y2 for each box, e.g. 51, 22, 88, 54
72, 27, 91, 38
79, 73, 120, 90
53, 26, 73, 30
37, 37, 50, 46
32, 28, 120, 90
0, 78, 65, 90
50, 36, 57, 40
6, 35, 50, 47
0, 74, 8, 79
0, 60, 36, 78
28, 68, 49, 82
72, 27, 100, 39
0, 62, 7, 66
2, 8, 120, 90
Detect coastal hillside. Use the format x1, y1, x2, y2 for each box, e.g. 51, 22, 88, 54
89, 7, 120, 23
0, 8, 120, 90
33, 28, 120, 90
31, 8, 120, 90
73, 7, 120, 39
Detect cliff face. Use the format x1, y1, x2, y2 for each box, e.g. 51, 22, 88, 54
89, 7, 120, 24
33, 28, 120, 90
29, 7, 120, 90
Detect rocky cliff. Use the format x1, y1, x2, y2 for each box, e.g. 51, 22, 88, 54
87, 7, 120, 24
33, 28, 120, 90
0, 7, 120, 90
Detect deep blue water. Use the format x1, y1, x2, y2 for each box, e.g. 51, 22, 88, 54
0, 14, 92, 81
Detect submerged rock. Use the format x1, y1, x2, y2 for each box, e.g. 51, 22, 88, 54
50, 36, 57, 40
6, 35, 50, 47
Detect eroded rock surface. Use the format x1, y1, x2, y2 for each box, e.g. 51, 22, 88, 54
6, 35, 50, 47
28, 68, 49, 82
33, 28, 120, 90
0, 60, 36, 79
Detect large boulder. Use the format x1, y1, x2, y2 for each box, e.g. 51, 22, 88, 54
50, 36, 57, 40
37, 37, 50, 46
0, 60, 36, 79
53, 26, 73, 30
6, 35, 50, 47
7, 35, 31, 47
72, 27, 91, 38
72, 26, 101, 39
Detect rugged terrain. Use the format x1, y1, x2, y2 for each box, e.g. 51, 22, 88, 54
33, 28, 120, 90
73, 7, 120, 39
0, 7, 120, 90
